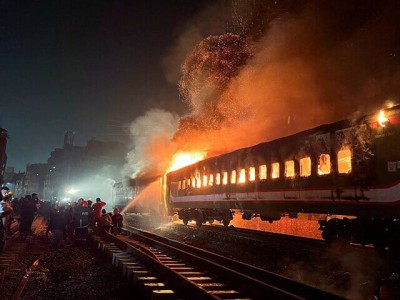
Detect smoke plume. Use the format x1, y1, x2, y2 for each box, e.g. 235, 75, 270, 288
127, 0, 400, 180
123, 109, 179, 180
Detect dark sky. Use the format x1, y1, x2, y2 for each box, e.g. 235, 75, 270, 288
0, 0, 210, 171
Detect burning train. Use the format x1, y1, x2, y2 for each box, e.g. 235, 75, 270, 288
164, 105, 400, 248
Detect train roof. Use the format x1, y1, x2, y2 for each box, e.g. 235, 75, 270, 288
169, 104, 400, 174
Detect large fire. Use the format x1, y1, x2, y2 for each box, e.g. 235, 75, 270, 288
168, 151, 206, 172
378, 110, 389, 127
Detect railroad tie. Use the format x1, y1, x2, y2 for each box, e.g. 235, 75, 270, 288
103, 245, 122, 258
168, 266, 194, 272
111, 252, 130, 267
185, 276, 213, 283
176, 271, 204, 276
138, 281, 172, 299
162, 263, 186, 267
149, 289, 175, 300
132, 270, 154, 285
0, 244, 27, 285
0, 259, 14, 270
122, 262, 144, 277
116, 257, 135, 270
126, 265, 148, 281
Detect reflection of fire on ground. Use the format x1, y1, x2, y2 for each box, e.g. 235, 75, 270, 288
171, 211, 323, 240
231, 212, 322, 240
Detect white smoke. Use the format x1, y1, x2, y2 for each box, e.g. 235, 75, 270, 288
123, 109, 180, 179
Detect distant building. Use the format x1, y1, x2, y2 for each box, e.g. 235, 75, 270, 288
43, 132, 84, 201
12, 172, 25, 198
43, 132, 126, 203
2, 167, 25, 198
0, 128, 8, 186
24, 163, 48, 196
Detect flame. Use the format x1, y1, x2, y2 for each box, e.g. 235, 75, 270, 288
168, 151, 206, 172
378, 110, 389, 127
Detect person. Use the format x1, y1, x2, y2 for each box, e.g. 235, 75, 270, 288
0, 189, 12, 252
47, 206, 68, 251
72, 198, 93, 241
87, 200, 92, 208
92, 197, 106, 231
111, 208, 123, 235
19, 195, 37, 241
100, 209, 112, 234
31, 193, 42, 216
1, 187, 12, 234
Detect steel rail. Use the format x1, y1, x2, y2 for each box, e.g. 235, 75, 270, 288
122, 225, 345, 299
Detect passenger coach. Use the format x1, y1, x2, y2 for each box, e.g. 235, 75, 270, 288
165, 105, 400, 247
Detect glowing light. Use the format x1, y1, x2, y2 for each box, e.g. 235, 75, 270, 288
168, 151, 206, 172
239, 169, 246, 183
378, 110, 389, 127
66, 188, 78, 195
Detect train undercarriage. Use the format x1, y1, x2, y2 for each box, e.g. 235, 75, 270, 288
178, 206, 400, 252
177, 208, 233, 227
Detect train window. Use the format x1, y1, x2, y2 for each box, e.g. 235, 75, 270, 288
231, 170, 237, 184
271, 162, 280, 179
203, 175, 208, 187
209, 174, 214, 186
239, 169, 246, 183
182, 179, 186, 189
338, 149, 352, 174
300, 157, 311, 177
197, 178, 201, 188
178, 181, 182, 190
285, 160, 295, 178
318, 154, 331, 175
216, 173, 221, 185
187, 178, 191, 188
249, 167, 255, 181
222, 172, 228, 185
259, 165, 267, 180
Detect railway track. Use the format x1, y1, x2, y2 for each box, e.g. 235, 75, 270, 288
0, 218, 46, 299
95, 225, 344, 300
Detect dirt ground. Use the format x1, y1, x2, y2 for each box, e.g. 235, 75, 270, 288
0, 217, 135, 300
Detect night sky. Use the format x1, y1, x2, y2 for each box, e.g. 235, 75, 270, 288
0, 0, 211, 171
2, 1, 400, 174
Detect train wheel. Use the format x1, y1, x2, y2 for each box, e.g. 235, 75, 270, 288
196, 211, 203, 227
222, 215, 230, 227
196, 218, 202, 227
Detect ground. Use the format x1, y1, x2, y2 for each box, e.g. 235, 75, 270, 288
0, 217, 135, 300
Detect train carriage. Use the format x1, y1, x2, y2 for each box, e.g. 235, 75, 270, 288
165, 105, 400, 247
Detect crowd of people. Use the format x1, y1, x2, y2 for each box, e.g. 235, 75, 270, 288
46, 197, 125, 250
0, 187, 124, 252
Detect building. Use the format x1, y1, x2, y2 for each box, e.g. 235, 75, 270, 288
43, 132, 84, 201
0, 128, 8, 186
43, 132, 126, 203
24, 163, 49, 196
